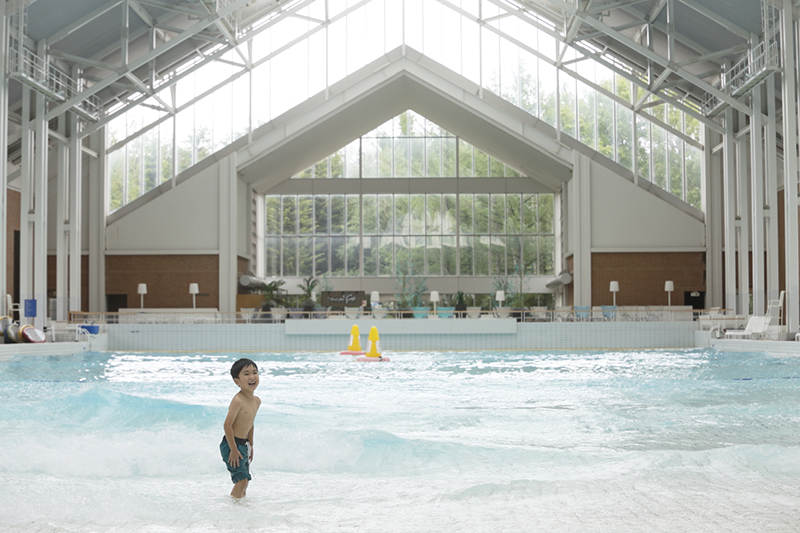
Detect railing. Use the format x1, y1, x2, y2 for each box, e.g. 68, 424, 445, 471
7, 39, 102, 120
65, 306, 710, 326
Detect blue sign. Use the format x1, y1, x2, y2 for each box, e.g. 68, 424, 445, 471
24, 299, 36, 318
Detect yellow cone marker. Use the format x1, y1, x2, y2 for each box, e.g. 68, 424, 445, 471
365, 326, 382, 358
340, 324, 364, 354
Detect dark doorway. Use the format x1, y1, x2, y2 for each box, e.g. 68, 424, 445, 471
106, 294, 127, 314
684, 291, 705, 310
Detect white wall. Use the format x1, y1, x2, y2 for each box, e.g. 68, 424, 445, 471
106, 163, 221, 253
589, 161, 705, 251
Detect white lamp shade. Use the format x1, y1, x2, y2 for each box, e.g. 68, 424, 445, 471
137, 283, 147, 295
664, 280, 675, 292
370, 291, 380, 303
609, 281, 619, 293
496, 290, 505, 302
430, 290, 440, 303
189, 283, 199, 295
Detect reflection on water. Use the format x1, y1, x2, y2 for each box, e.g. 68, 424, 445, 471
1, 349, 799, 531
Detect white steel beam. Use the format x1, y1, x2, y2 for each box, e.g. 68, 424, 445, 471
736, 124, 750, 317
0, 0, 7, 312
750, 84, 766, 316
723, 106, 737, 314
765, 73, 780, 303
783, 3, 800, 332
45, 0, 255, 121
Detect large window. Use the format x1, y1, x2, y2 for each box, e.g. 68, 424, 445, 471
265, 192, 554, 279
107, 0, 704, 213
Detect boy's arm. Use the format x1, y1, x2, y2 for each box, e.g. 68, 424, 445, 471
246, 397, 260, 462
247, 424, 255, 462
223, 395, 243, 467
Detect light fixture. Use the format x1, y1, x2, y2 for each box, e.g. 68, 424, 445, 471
137, 283, 147, 308
189, 283, 199, 309
609, 281, 619, 306
664, 280, 674, 306
370, 291, 380, 306
495, 290, 505, 308
430, 290, 440, 316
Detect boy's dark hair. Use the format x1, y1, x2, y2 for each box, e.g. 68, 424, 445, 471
231, 358, 258, 380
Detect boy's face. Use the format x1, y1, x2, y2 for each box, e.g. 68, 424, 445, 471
234, 364, 259, 393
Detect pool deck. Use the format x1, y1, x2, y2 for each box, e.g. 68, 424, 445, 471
0, 320, 798, 355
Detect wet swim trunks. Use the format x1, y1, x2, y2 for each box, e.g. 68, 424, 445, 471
220, 436, 251, 483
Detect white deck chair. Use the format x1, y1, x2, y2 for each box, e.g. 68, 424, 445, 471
724, 316, 771, 340
555, 306, 572, 322
767, 291, 785, 327
6, 294, 21, 319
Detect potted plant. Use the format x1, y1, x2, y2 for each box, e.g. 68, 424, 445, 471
261, 279, 286, 321
394, 269, 427, 319
298, 276, 319, 318
454, 290, 468, 318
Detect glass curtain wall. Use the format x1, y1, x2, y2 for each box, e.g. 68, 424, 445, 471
265, 110, 555, 279
106, 0, 703, 213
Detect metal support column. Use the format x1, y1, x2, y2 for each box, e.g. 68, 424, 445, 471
572, 152, 592, 307
0, 0, 7, 312
723, 107, 738, 314
32, 46, 48, 331
56, 111, 69, 321
68, 110, 83, 314
765, 73, 780, 302
704, 125, 723, 308
750, 85, 766, 316
736, 129, 751, 316
88, 129, 106, 312
782, 2, 800, 332
19, 87, 32, 323
219, 153, 238, 313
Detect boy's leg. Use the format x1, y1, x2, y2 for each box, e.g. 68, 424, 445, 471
231, 478, 248, 498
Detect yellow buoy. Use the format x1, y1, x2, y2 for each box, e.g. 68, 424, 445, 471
340, 324, 364, 355
365, 326, 381, 358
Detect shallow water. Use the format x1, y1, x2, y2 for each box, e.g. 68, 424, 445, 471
1, 349, 799, 532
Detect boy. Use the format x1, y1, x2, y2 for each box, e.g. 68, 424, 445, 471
221, 358, 261, 498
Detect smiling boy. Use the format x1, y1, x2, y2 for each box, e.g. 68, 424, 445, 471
220, 358, 261, 498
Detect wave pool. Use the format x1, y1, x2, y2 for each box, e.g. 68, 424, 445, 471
1, 349, 799, 532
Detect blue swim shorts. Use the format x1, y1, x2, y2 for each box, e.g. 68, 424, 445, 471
220, 436, 251, 483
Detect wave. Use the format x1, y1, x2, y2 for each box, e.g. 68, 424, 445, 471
5, 386, 222, 431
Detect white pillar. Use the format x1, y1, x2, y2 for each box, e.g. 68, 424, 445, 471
69, 111, 83, 315
750, 86, 766, 316
88, 129, 106, 312
19, 88, 32, 322
704, 125, 723, 308
56, 113, 69, 321
219, 153, 238, 313
782, 3, 800, 332
571, 152, 592, 306
0, 0, 7, 311
736, 130, 750, 316
32, 68, 49, 331
765, 74, 780, 302
722, 107, 738, 314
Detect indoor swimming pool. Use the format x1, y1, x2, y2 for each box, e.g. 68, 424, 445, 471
1, 348, 799, 532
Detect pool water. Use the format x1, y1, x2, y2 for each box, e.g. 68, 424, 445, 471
1, 349, 799, 532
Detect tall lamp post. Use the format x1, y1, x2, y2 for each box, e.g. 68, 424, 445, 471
664, 280, 674, 306
609, 281, 619, 307
138, 283, 147, 308
189, 283, 199, 308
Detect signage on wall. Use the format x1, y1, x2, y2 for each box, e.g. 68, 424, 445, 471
321, 291, 365, 308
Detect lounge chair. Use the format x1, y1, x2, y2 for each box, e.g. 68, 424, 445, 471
555, 306, 572, 322
601, 305, 617, 321
574, 305, 591, 321
724, 316, 771, 340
